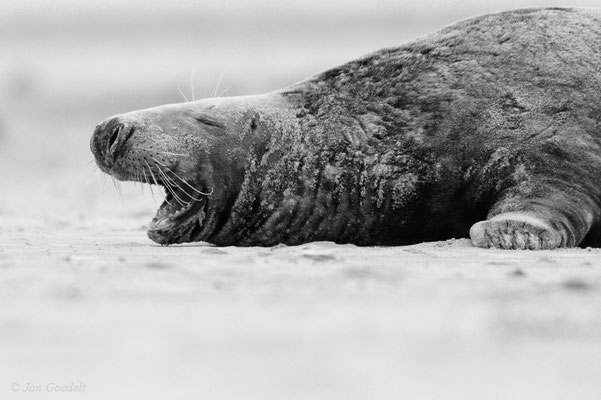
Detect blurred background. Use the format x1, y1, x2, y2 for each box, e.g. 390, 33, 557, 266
0, 0, 599, 219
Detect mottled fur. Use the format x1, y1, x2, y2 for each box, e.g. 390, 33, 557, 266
92, 8, 601, 248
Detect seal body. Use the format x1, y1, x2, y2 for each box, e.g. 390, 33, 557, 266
91, 8, 601, 249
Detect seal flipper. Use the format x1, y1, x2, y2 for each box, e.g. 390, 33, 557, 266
470, 213, 566, 249
469, 189, 600, 250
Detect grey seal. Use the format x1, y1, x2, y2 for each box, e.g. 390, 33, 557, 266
91, 8, 601, 249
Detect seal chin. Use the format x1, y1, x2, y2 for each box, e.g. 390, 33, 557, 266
147, 182, 209, 245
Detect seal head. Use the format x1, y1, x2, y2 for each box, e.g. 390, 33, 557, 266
91, 101, 248, 245
91, 95, 295, 245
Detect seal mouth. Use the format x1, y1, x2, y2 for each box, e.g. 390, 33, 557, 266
146, 177, 211, 245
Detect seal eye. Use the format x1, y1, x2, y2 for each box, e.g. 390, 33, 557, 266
193, 115, 224, 129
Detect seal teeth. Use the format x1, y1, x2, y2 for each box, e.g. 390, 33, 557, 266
155, 218, 170, 229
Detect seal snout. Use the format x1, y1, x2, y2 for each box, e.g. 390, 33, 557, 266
91, 116, 136, 171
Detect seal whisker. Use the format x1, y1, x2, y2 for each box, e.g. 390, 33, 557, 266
134, 170, 146, 195
160, 173, 187, 207
158, 170, 201, 203
110, 177, 122, 200
158, 151, 187, 157
99, 172, 108, 189
150, 156, 209, 198
139, 161, 158, 202
190, 69, 195, 101
138, 173, 144, 195
177, 83, 190, 103
211, 67, 228, 98
170, 170, 214, 196
151, 156, 169, 167
154, 164, 179, 186
142, 170, 154, 199
158, 169, 208, 201
142, 159, 160, 186
143, 159, 173, 206
137, 163, 146, 185
217, 86, 231, 98
157, 167, 206, 203
155, 166, 191, 207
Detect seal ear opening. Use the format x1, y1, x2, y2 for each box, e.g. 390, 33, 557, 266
250, 118, 258, 131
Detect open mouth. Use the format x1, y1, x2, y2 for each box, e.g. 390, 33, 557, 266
147, 177, 211, 245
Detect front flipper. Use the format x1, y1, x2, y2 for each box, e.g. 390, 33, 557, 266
470, 213, 565, 249
470, 188, 599, 250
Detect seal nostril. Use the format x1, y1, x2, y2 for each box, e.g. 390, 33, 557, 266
108, 124, 122, 153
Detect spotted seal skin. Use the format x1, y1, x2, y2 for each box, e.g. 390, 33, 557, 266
91, 8, 601, 249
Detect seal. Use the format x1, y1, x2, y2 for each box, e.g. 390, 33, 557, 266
91, 7, 601, 249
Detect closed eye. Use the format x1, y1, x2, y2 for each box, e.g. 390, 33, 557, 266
193, 115, 224, 128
